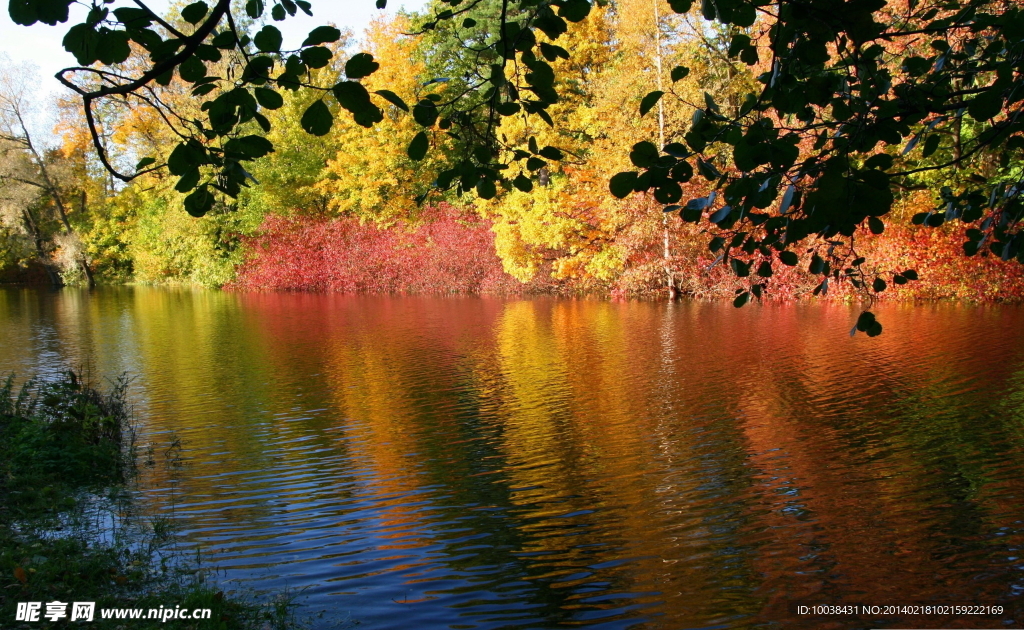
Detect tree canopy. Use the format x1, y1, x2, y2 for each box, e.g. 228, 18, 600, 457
7, 0, 1024, 332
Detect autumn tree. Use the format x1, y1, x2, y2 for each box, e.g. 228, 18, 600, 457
10, 0, 1024, 332
0, 57, 94, 286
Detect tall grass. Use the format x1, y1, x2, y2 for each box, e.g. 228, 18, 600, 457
0, 371, 304, 629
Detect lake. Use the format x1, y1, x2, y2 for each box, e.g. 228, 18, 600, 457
2, 286, 1023, 629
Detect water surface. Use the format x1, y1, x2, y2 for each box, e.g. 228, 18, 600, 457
2, 287, 1023, 629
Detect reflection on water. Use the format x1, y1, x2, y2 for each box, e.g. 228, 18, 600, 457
2, 287, 1024, 629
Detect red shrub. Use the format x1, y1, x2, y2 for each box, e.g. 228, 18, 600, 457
230, 204, 534, 294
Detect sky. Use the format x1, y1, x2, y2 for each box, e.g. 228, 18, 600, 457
0, 0, 429, 101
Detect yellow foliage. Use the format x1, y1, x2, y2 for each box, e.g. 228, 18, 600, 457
316, 17, 446, 223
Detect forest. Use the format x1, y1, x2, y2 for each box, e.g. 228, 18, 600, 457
2, 0, 1023, 304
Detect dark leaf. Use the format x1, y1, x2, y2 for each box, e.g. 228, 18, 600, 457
175, 167, 201, 193
302, 25, 341, 46
224, 135, 274, 159
184, 185, 214, 217
300, 99, 333, 136
301, 46, 332, 68
408, 131, 428, 161
609, 172, 638, 198
254, 87, 283, 109
476, 177, 497, 199
558, 0, 591, 22
629, 141, 659, 168
180, 1, 208, 24
253, 25, 283, 52
412, 99, 438, 127
539, 146, 563, 160
670, 66, 689, 82
640, 90, 664, 117
178, 56, 206, 82
514, 174, 533, 192
346, 52, 380, 79
374, 89, 409, 111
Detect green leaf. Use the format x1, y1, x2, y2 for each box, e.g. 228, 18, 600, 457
922, 133, 940, 158
667, 0, 692, 12
8, 0, 38, 26
733, 291, 750, 308
903, 269, 919, 280
476, 177, 497, 199
224, 135, 274, 159
178, 56, 207, 82
629, 141, 659, 168
855, 311, 876, 332
513, 174, 533, 192
413, 99, 438, 127
175, 167, 201, 193
254, 87, 284, 110
333, 81, 372, 113
540, 42, 569, 61
609, 172, 638, 198
167, 141, 204, 176
253, 25, 283, 52
697, 157, 720, 180
539, 146, 563, 160
135, 157, 156, 171
302, 25, 342, 46
640, 91, 664, 117
254, 112, 271, 133
63, 23, 101, 65
968, 90, 1003, 122
195, 44, 222, 62
779, 251, 798, 266
346, 52, 380, 79
96, 30, 131, 65
180, 1, 208, 24
211, 31, 236, 49
872, 277, 887, 292
245, 0, 264, 18
670, 66, 689, 82
863, 153, 894, 170
300, 100, 333, 136
756, 261, 773, 277
558, 0, 591, 22
301, 46, 332, 69
184, 185, 213, 217
868, 216, 884, 234
374, 90, 409, 111
192, 83, 216, 97
271, 3, 285, 20
408, 131, 428, 161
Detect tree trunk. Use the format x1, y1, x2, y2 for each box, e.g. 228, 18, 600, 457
21, 208, 62, 287
15, 110, 94, 287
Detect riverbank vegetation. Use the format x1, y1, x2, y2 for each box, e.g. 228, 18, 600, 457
2, 0, 1024, 303
0, 372, 299, 629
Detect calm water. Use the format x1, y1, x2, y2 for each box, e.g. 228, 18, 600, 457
2, 287, 1024, 629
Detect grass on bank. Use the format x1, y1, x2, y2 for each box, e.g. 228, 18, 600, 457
0, 372, 301, 629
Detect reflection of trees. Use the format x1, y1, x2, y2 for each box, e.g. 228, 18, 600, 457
6, 290, 1024, 627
